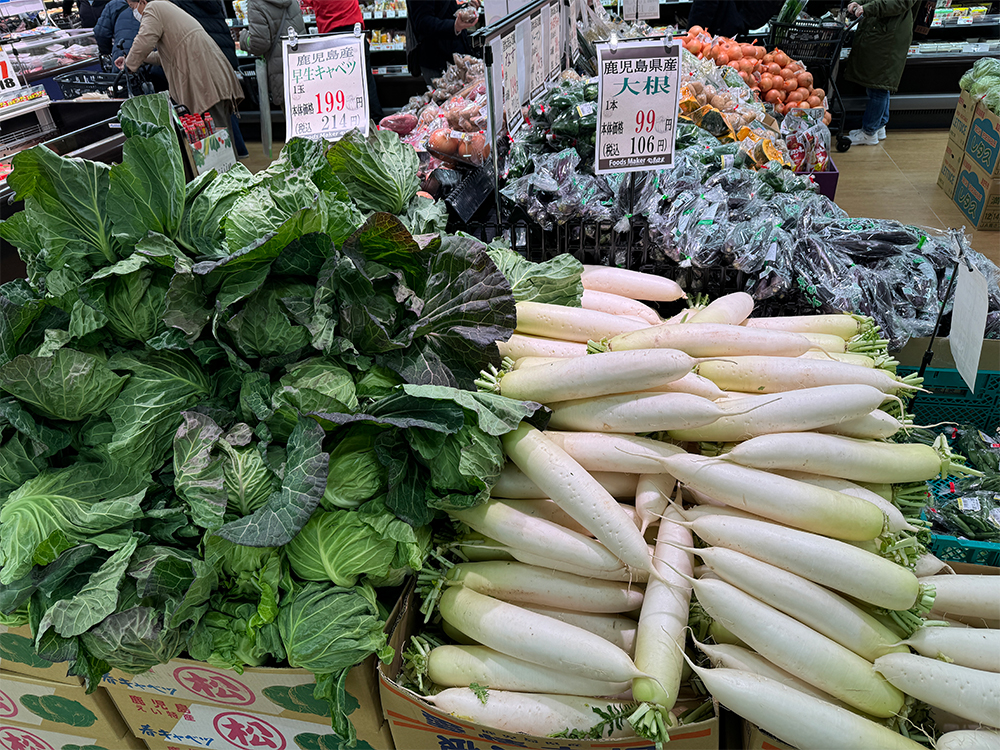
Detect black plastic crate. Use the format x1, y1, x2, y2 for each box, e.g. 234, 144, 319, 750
766, 17, 849, 62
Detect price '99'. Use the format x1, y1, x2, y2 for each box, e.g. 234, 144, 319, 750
316, 90, 346, 113
635, 110, 655, 133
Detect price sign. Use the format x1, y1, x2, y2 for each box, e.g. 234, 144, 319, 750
283, 34, 369, 141
548, 1, 561, 80
637, 0, 658, 19
951, 261, 989, 393
529, 14, 545, 95
595, 38, 681, 174
0, 48, 23, 92
501, 31, 522, 135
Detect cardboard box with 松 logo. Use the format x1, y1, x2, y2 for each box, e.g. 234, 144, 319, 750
952, 154, 1000, 230
104, 657, 393, 750
378, 587, 720, 750
0, 624, 83, 686
937, 137, 965, 198
0, 670, 145, 750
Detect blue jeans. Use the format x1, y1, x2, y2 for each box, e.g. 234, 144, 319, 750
861, 88, 890, 136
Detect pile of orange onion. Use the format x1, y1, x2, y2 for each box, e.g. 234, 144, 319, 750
680, 26, 834, 124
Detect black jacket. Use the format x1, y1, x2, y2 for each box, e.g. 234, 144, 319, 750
408, 0, 473, 73
63, 0, 110, 28
93, 0, 139, 55
172, 0, 240, 69
687, 0, 782, 38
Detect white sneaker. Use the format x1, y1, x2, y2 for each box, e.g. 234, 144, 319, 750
876, 127, 886, 140
848, 129, 879, 146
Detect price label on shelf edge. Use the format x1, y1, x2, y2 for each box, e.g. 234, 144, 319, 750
283, 35, 369, 142
595, 38, 681, 175
0, 48, 23, 93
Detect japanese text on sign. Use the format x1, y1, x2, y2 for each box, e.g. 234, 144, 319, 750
548, 2, 561, 80
283, 35, 368, 142
501, 31, 521, 135
595, 39, 681, 174
529, 15, 544, 95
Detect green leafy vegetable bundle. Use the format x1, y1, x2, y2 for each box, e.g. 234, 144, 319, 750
0, 94, 536, 743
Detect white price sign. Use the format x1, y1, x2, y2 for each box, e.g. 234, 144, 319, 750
568, 0, 580, 61
637, 0, 659, 19
529, 14, 545, 95
283, 35, 369, 142
0, 48, 23, 93
548, 1, 561, 80
501, 31, 522, 135
595, 38, 681, 174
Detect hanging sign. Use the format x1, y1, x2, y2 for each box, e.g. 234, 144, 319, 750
547, 1, 561, 80
283, 34, 369, 142
500, 30, 522, 134
529, 14, 545, 95
0, 48, 23, 93
595, 38, 681, 174
568, 0, 580, 61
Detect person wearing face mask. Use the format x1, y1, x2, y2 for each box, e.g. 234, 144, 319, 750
116, 0, 244, 155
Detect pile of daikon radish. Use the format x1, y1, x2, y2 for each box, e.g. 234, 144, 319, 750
411, 265, 1000, 749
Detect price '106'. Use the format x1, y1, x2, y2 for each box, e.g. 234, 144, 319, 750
315, 90, 346, 113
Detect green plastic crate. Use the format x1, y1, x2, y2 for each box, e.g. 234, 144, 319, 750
929, 534, 1000, 567
897, 367, 1000, 433
925, 475, 1000, 567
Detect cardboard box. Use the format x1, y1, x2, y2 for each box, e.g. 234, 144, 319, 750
949, 89, 978, 148
953, 155, 1000, 230
0, 625, 83, 686
0, 672, 133, 742
126, 701, 393, 750
0, 723, 147, 750
105, 657, 392, 750
378, 588, 720, 750
743, 720, 796, 750
938, 137, 965, 198
966, 101, 1000, 179
183, 129, 238, 176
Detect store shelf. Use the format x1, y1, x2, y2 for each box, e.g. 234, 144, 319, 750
22, 55, 99, 84
0, 97, 52, 123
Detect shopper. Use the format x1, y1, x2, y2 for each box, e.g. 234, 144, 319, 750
171, 0, 249, 157
843, 0, 922, 146
312, 0, 383, 122
94, 0, 169, 90
63, 0, 110, 28
238, 0, 306, 110
408, 0, 478, 86
116, 0, 244, 155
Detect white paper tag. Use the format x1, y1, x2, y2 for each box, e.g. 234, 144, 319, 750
959, 495, 981, 513
951, 262, 989, 393
989, 507, 1000, 530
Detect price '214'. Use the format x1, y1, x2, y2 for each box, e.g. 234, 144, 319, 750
316, 90, 346, 113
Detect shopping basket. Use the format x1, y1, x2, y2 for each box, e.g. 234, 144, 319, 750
55, 68, 152, 100
238, 64, 259, 106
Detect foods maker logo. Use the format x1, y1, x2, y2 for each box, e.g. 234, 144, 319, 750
213, 712, 286, 750
173, 667, 255, 705
0, 691, 15, 719
0, 727, 55, 750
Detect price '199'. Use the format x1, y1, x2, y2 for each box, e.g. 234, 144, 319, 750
315, 90, 346, 113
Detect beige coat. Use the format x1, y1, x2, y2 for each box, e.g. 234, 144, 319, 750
126, 1, 243, 114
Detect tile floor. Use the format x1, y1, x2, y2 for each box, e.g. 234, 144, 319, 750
241, 129, 997, 265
